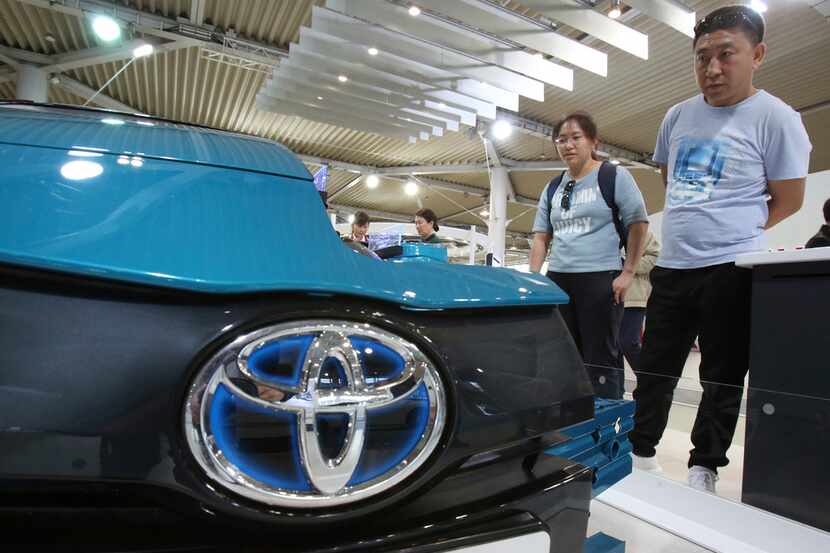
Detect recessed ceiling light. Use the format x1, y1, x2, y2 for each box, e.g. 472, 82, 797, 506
404, 180, 418, 196
132, 43, 154, 58
368, 47, 379, 56
408, 5, 421, 17
317, 96, 323, 101
338, 75, 348, 83
92, 15, 121, 42
44, 33, 56, 44
749, 0, 767, 13
491, 120, 513, 140
366, 174, 380, 189
480, 209, 490, 217
610, 159, 622, 165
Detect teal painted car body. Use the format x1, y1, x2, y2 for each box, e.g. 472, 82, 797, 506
0, 103, 567, 309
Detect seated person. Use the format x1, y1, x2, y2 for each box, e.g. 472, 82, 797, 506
348, 211, 370, 247
414, 208, 441, 244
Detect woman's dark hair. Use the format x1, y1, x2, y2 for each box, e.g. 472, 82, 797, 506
693, 5, 765, 48
553, 111, 600, 161
415, 208, 439, 232
353, 211, 370, 226
823, 198, 830, 223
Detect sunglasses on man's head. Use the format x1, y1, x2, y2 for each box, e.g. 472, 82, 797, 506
693, 9, 761, 43
560, 180, 576, 211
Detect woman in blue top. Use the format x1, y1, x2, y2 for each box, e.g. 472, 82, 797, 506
529, 112, 650, 399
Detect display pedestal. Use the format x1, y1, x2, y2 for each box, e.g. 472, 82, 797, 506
737, 247, 830, 533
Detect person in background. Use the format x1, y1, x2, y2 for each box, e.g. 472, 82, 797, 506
629, 5, 811, 493
414, 208, 442, 243
805, 198, 830, 248
350, 211, 370, 247
621, 231, 660, 374
529, 111, 650, 400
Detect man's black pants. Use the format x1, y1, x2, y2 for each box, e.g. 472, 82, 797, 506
548, 270, 624, 400
621, 307, 646, 371
630, 263, 752, 472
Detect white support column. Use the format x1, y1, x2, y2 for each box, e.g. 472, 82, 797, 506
16, 64, 48, 102
468, 225, 477, 266
329, 212, 338, 229
488, 167, 509, 267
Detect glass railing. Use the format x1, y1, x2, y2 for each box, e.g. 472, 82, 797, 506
581, 359, 830, 552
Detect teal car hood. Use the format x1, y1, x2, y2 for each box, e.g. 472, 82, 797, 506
0, 104, 566, 309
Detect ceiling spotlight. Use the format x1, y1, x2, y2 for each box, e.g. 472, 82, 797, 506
92, 15, 121, 42
338, 75, 348, 83
317, 96, 324, 101
404, 180, 418, 196
608, 0, 622, 19
491, 120, 513, 140
132, 43, 154, 58
348, 214, 356, 224
44, 33, 56, 44
366, 174, 380, 189
408, 5, 421, 17
368, 47, 379, 56
749, 0, 767, 13
480, 209, 490, 217
610, 159, 621, 165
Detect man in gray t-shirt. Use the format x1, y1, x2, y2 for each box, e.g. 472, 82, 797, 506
629, 5, 812, 493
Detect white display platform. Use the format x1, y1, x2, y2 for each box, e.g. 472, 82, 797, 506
735, 246, 830, 267
597, 470, 830, 553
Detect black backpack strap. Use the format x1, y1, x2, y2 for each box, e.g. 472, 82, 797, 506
597, 161, 627, 250
545, 171, 567, 225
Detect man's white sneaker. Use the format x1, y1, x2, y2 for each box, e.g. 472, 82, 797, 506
688, 465, 718, 493
632, 454, 663, 473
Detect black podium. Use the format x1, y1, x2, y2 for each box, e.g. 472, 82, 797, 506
738, 248, 830, 532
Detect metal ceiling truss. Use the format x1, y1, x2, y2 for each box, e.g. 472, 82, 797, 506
16, 0, 287, 67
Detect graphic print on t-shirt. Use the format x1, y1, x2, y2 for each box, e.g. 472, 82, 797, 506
668, 139, 727, 206
552, 185, 598, 236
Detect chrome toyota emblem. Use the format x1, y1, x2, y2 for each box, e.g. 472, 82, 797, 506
184, 320, 446, 508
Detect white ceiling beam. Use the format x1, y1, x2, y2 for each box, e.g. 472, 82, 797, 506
289, 40, 496, 120
517, 0, 649, 60
300, 24, 517, 112
418, 0, 607, 76
280, 52, 480, 125
259, 82, 442, 137
42, 39, 156, 73
625, 0, 696, 38
297, 154, 370, 174
375, 164, 488, 176
0, 45, 53, 66
311, 7, 540, 103
258, 83, 435, 138
276, 63, 460, 131
255, 95, 421, 142
328, 175, 364, 201
266, 72, 452, 132
327, 0, 573, 91
51, 75, 144, 113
